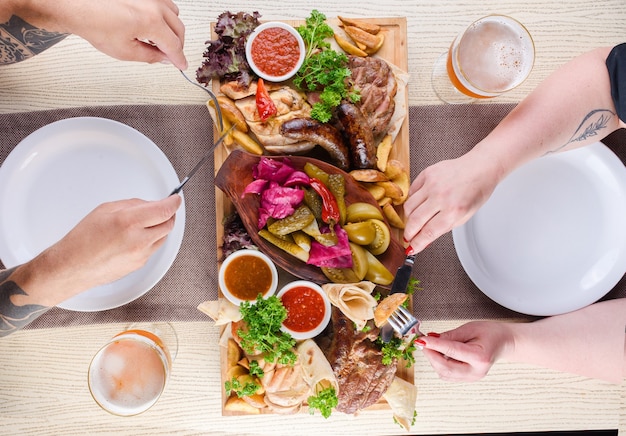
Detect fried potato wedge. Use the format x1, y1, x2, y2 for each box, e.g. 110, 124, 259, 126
376, 135, 393, 172
383, 202, 405, 229
224, 396, 262, 414
232, 129, 264, 155
226, 338, 242, 370
338, 16, 381, 34
350, 169, 388, 182
334, 33, 368, 57
391, 171, 410, 206
211, 96, 248, 132
384, 160, 406, 180
344, 25, 380, 49
374, 293, 408, 327
361, 183, 386, 201
364, 33, 385, 55
376, 180, 404, 200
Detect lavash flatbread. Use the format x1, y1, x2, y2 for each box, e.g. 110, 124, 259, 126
321, 281, 377, 330
297, 339, 339, 394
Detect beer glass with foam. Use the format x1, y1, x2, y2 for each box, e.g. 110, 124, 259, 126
432, 15, 535, 104
88, 323, 178, 416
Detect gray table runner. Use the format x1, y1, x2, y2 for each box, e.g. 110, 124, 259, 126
0, 104, 623, 329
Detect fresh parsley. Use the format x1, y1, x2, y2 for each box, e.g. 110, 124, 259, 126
294, 10, 360, 123
380, 334, 419, 367
248, 359, 264, 378
224, 376, 260, 398
307, 385, 338, 419
238, 295, 297, 365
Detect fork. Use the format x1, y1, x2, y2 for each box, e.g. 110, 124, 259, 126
387, 305, 424, 338
179, 70, 224, 132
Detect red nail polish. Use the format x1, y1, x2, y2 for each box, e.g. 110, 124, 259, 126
427, 332, 440, 338
405, 246, 414, 256
403, 236, 409, 243
414, 338, 427, 347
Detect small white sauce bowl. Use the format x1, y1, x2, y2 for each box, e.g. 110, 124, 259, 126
276, 280, 331, 340
218, 249, 278, 306
245, 22, 306, 82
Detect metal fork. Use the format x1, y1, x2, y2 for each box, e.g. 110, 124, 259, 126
387, 306, 424, 338
179, 70, 224, 132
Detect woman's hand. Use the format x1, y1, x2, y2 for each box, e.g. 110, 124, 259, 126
403, 150, 502, 254
417, 321, 515, 382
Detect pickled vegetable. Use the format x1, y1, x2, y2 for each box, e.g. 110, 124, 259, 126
343, 221, 376, 245
345, 202, 384, 223
364, 250, 394, 285
259, 229, 309, 262
328, 174, 347, 225
267, 205, 315, 236
303, 162, 330, 186
366, 219, 390, 255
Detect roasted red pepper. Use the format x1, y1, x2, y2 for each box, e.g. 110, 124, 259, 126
309, 177, 340, 227
255, 78, 277, 122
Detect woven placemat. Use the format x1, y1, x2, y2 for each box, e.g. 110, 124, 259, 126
0, 104, 624, 328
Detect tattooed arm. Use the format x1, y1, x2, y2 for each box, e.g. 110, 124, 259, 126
404, 46, 625, 254
0, 195, 182, 337
0, 0, 186, 68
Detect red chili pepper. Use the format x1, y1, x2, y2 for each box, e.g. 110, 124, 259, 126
309, 177, 340, 227
255, 78, 277, 122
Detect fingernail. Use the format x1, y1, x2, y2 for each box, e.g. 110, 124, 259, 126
427, 332, 440, 338
403, 236, 409, 243
414, 338, 426, 349
160, 58, 172, 65
405, 245, 414, 256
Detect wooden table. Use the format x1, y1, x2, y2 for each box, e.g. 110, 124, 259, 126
0, 1, 624, 434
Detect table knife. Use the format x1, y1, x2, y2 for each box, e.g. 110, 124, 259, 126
380, 253, 416, 342
170, 125, 233, 195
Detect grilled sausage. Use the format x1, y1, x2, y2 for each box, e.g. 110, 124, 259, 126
336, 102, 377, 169
280, 117, 351, 171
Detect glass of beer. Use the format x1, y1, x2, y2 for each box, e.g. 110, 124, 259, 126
432, 15, 535, 104
88, 322, 178, 416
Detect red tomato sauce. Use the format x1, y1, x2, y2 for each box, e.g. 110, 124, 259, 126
280, 286, 325, 333
250, 27, 301, 77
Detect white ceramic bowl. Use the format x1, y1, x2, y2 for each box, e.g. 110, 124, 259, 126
245, 22, 305, 82
276, 280, 331, 340
218, 249, 279, 306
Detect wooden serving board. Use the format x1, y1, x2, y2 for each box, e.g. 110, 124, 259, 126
212, 16, 411, 416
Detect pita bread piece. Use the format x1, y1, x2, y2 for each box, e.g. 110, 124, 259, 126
374, 293, 408, 327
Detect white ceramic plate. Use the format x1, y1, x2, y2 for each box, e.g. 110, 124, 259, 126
0, 117, 185, 311
452, 142, 626, 316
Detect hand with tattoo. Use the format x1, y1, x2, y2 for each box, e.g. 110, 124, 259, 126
1, 0, 187, 68
404, 46, 625, 254
0, 195, 182, 337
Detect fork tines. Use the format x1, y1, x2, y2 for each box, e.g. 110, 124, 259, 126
387, 306, 419, 336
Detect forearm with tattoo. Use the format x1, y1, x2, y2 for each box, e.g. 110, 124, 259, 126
548, 108, 617, 154
0, 15, 68, 64
0, 268, 49, 337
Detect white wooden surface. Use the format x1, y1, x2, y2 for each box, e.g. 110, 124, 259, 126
0, 0, 625, 434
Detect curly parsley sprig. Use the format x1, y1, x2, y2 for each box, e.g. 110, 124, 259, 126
294, 10, 360, 123
307, 384, 338, 419
238, 295, 297, 365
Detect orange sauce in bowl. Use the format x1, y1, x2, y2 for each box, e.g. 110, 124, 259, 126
223, 254, 273, 301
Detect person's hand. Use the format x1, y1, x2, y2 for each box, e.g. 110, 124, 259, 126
403, 150, 502, 254
416, 321, 514, 382
9, 0, 187, 69
67, 0, 187, 69
32, 195, 182, 305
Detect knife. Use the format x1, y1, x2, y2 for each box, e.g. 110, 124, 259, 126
380, 253, 416, 342
170, 125, 234, 195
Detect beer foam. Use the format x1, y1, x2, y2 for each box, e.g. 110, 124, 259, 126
455, 16, 534, 94
89, 336, 167, 416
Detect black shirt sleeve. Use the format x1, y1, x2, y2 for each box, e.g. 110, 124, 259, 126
606, 43, 626, 123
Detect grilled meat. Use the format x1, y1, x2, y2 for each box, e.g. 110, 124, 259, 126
316, 307, 397, 414
348, 56, 398, 138
336, 101, 377, 169
280, 117, 351, 171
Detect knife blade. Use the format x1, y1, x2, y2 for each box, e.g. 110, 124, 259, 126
170, 125, 234, 195
380, 254, 416, 342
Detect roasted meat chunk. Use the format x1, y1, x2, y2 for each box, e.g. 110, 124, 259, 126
316, 307, 397, 414
348, 56, 398, 138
